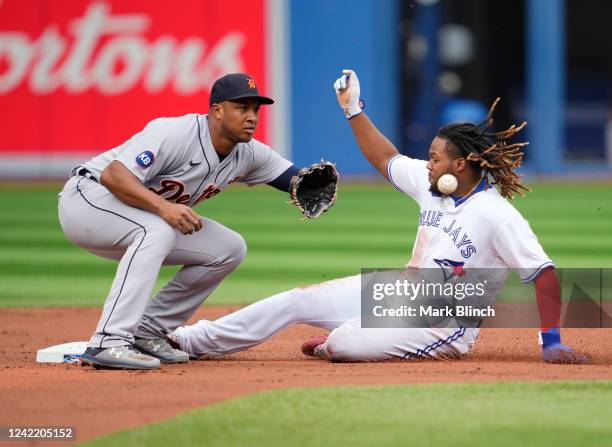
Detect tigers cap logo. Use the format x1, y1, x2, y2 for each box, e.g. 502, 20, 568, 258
247, 78, 256, 89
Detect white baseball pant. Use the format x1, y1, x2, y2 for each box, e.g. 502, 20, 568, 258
173, 274, 479, 361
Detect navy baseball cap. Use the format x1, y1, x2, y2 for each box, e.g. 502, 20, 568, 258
209, 73, 274, 106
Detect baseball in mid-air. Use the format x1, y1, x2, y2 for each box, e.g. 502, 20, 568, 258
437, 174, 458, 195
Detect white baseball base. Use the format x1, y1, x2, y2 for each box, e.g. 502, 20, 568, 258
36, 341, 88, 363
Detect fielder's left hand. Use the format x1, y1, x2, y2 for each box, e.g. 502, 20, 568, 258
333, 69, 363, 119
540, 328, 588, 364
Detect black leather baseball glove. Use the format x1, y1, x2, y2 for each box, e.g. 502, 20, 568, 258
290, 160, 338, 219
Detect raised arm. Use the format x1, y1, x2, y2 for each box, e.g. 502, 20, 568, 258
334, 69, 399, 179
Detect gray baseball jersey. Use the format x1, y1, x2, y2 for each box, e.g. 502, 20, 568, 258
59, 113, 292, 350
82, 113, 292, 206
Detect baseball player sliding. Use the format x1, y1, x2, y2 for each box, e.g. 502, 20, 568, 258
58, 73, 337, 370
169, 69, 586, 364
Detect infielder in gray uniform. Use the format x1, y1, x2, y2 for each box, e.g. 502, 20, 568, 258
58, 73, 336, 370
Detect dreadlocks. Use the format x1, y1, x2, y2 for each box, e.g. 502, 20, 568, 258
438, 98, 530, 199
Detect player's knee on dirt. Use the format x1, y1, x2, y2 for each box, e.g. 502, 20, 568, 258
322, 326, 389, 362
320, 337, 365, 362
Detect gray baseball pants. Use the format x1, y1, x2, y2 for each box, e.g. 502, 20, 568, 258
58, 175, 246, 349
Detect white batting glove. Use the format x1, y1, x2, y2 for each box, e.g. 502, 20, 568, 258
333, 69, 364, 119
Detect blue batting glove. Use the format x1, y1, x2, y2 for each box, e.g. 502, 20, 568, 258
540, 328, 588, 364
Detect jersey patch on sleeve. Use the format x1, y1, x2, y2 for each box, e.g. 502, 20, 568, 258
136, 151, 155, 168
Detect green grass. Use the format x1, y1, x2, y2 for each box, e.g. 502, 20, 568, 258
81, 381, 612, 447
1, 182, 611, 306
3, 185, 611, 446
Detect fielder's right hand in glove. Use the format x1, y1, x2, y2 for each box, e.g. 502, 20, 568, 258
290, 160, 339, 219
333, 69, 365, 119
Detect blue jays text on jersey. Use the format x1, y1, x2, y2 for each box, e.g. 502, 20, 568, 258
418, 210, 477, 259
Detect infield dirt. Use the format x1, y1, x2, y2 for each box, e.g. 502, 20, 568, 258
1, 306, 611, 446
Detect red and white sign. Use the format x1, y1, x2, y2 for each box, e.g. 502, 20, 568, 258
0, 0, 268, 152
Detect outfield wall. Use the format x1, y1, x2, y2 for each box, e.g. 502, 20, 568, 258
0, 0, 400, 179
288, 0, 399, 174
4, 1, 600, 179
0, 0, 278, 178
